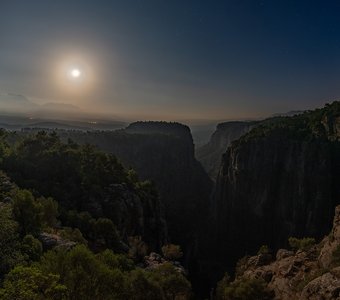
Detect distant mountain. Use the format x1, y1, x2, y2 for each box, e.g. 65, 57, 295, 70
0, 93, 127, 130
25, 121, 91, 131
0, 93, 82, 119
0, 93, 38, 113
0, 114, 126, 131
40, 102, 80, 111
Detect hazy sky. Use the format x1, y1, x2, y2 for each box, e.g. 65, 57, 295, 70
1, 0, 340, 121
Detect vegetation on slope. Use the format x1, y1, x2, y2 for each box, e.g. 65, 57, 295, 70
0, 132, 191, 299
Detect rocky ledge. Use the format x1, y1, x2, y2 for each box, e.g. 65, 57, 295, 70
233, 205, 340, 299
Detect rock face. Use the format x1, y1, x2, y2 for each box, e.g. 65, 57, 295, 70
212, 102, 340, 278
232, 205, 340, 300
125, 121, 193, 141
196, 121, 255, 179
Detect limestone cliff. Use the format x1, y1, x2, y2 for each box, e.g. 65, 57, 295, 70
196, 121, 255, 179
212, 102, 340, 279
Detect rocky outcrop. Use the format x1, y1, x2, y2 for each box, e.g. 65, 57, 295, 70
212, 102, 340, 280
301, 268, 340, 300
39, 232, 77, 250
228, 205, 340, 300
196, 121, 255, 179
143, 252, 186, 274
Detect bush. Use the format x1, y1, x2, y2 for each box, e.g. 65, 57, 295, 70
0, 265, 67, 300
39, 245, 126, 300
38, 197, 59, 228
21, 235, 43, 262
12, 190, 42, 236
216, 277, 274, 300
37, 245, 192, 300
127, 269, 162, 300
94, 218, 119, 249
235, 256, 250, 277
257, 245, 270, 255
288, 237, 316, 252
59, 227, 88, 245
0, 203, 23, 276
128, 236, 149, 261
161, 244, 183, 261
149, 262, 192, 299
332, 245, 340, 267
216, 273, 231, 298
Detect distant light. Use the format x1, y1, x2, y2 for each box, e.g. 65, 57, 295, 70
70, 69, 81, 78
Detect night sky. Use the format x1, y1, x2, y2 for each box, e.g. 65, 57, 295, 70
1, 0, 340, 121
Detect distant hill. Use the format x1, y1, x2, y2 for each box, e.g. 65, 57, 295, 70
0, 114, 126, 131
0, 93, 81, 119
40, 102, 79, 111
0, 93, 38, 113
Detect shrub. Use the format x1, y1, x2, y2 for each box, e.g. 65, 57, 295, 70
0, 203, 23, 276
21, 234, 43, 262
257, 245, 270, 255
332, 245, 340, 267
216, 273, 231, 298
235, 255, 250, 277
38, 196, 59, 228
59, 227, 88, 245
94, 218, 119, 249
216, 277, 274, 300
12, 190, 42, 236
0, 265, 67, 300
149, 262, 192, 299
128, 236, 149, 261
161, 244, 183, 261
288, 237, 316, 252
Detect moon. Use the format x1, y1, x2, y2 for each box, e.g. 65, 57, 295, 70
70, 68, 81, 78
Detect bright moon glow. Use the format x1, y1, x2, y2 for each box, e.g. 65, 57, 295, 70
71, 69, 81, 78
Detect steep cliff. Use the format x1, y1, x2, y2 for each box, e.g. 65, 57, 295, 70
212, 102, 340, 278
196, 121, 256, 179
56, 122, 213, 257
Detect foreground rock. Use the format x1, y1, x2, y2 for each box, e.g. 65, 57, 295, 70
143, 252, 186, 274
230, 205, 340, 299
39, 232, 76, 250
